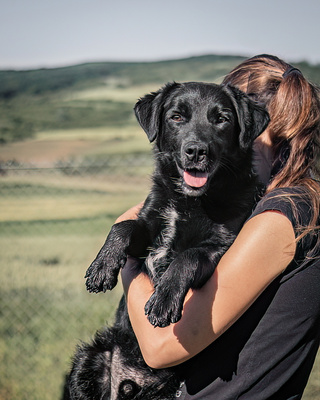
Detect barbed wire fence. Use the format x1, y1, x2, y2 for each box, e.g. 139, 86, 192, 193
0, 157, 319, 400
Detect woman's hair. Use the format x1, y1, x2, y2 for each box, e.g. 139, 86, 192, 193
222, 54, 320, 232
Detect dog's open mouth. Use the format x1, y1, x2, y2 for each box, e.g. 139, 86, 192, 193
183, 169, 208, 188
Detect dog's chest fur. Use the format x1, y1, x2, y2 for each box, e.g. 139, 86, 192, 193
145, 202, 179, 279
144, 198, 233, 282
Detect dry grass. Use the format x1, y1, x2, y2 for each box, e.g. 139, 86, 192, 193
64, 83, 161, 103
0, 175, 150, 222
0, 125, 152, 164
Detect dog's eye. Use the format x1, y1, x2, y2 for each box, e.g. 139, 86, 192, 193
118, 380, 140, 399
216, 115, 228, 124
171, 114, 183, 122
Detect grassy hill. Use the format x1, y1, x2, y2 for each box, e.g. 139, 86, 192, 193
1, 54, 320, 400
1, 54, 320, 145
0, 55, 245, 97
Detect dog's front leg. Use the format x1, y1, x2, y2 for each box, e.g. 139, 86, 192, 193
85, 220, 142, 293
144, 246, 228, 327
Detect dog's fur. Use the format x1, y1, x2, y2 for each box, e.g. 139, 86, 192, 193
65, 82, 269, 399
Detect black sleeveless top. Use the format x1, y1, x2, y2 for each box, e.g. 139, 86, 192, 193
176, 187, 320, 400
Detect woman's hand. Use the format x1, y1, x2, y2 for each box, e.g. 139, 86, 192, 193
121, 211, 296, 369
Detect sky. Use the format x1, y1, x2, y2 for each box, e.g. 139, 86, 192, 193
1, 0, 320, 70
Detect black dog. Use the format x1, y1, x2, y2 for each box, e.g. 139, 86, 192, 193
65, 82, 269, 399
85, 81, 269, 328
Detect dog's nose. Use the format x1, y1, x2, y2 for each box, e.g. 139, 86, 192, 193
184, 142, 208, 162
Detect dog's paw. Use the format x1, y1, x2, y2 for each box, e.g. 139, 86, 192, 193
85, 253, 127, 293
144, 289, 183, 328
85, 262, 117, 293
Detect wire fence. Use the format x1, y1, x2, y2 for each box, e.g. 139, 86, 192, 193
0, 158, 319, 400
0, 156, 153, 400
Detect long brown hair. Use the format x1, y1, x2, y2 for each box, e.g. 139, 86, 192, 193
222, 54, 320, 233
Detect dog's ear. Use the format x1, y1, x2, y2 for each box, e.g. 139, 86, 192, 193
68, 338, 112, 399
134, 82, 180, 142
223, 85, 270, 150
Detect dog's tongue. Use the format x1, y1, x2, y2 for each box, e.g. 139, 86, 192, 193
183, 170, 208, 188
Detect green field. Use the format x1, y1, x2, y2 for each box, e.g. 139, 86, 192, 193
0, 55, 319, 399
0, 162, 151, 400
0, 233, 123, 399
0, 118, 153, 399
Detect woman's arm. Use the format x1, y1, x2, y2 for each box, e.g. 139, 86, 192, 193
115, 202, 144, 223
121, 211, 296, 369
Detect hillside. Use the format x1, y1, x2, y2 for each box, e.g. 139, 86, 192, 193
0, 55, 245, 97
1, 54, 320, 144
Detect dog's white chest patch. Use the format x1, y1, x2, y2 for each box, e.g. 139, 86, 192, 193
145, 204, 179, 279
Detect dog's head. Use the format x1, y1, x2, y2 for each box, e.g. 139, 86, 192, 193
134, 82, 269, 196
67, 326, 179, 400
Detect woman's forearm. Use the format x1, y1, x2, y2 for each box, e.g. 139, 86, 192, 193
121, 211, 296, 369
122, 260, 247, 368
123, 268, 221, 368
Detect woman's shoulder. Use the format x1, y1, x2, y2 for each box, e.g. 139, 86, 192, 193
259, 185, 312, 202
252, 186, 315, 230
252, 186, 320, 267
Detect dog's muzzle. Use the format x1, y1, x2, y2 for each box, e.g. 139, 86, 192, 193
184, 141, 208, 163
181, 141, 210, 188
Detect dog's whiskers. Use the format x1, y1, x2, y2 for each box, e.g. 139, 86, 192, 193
219, 157, 243, 178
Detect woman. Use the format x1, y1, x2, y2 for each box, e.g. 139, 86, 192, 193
120, 55, 320, 399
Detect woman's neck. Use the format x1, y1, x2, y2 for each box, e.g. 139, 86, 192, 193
253, 131, 274, 185
257, 130, 273, 147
